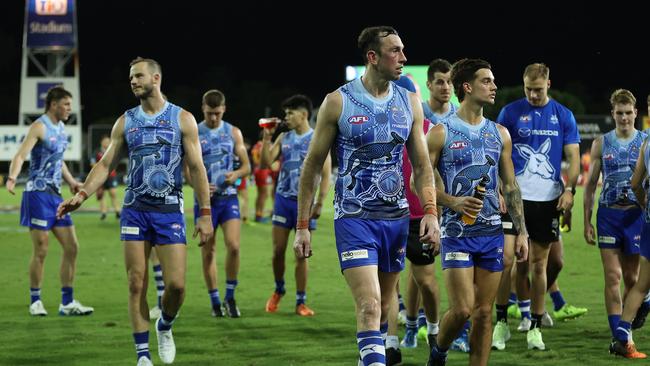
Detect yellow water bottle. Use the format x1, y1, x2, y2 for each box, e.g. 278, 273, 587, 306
462, 176, 488, 225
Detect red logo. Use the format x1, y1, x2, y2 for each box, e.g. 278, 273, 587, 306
449, 141, 468, 149
348, 115, 369, 124
128, 128, 139, 134
603, 153, 614, 160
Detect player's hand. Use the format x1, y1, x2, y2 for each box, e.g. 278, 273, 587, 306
57, 192, 86, 219
224, 172, 237, 185
451, 196, 483, 219
69, 181, 83, 195
194, 215, 214, 246
262, 127, 274, 141
515, 233, 529, 262
208, 184, 217, 195
310, 202, 323, 220
584, 222, 596, 245
556, 190, 574, 212
6, 177, 16, 195
419, 213, 440, 248
293, 229, 312, 259
560, 209, 572, 232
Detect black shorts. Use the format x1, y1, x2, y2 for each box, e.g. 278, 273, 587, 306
523, 198, 560, 244
501, 212, 519, 236
406, 219, 435, 265
103, 176, 119, 190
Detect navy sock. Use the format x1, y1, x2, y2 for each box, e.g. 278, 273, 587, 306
608, 314, 621, 338
30, 288, 41, 304
296, 291, 306, 306
496, 304, 508, 323
615, 320, 632, 343
550, 290, 566, 311
133, 331, 150, 360
61, 287, 73, 305
225, 280, 238, 300
208, 289, 221, 308
275, 279, 286, 295
153, 264, 164, 308
158, 311, 176, 331
380, 322, 388, 341
417, 308, 426, 328
531, 313, 543, 329
508, 292, 517, 307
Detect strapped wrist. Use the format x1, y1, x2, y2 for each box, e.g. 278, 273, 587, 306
296, 219, 309, 230
77, 189, 88, 201
199, 207, 212, 217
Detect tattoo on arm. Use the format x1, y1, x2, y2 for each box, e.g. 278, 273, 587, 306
504, 182, 527, 235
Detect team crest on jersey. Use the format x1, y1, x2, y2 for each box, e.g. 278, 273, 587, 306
550, 115, 559, 124
519, 115, 531, 122
348, 115, 369, 124
449, 141, 468, 150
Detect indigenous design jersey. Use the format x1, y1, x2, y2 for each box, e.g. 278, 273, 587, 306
438, 114, 503, 238
276, 128, 313, 199
497, 98, 580, 201
422, 101, 458, 125
198, 120, 236, 197
600, 130, 646, 207
334, 78, 412, 220
645, 140, 650, 223
123, 101, 184, 213
26, 114, 67, 195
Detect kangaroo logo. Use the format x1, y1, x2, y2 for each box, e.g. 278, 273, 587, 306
450, 155, 496, 196
515, 138, 554, 179
340, 131, 405, 190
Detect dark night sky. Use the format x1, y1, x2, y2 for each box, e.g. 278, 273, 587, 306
1, 2, 648, 140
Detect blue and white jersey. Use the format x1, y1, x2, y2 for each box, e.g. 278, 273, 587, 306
645, 140, 650, 223
497, 98, 580, 201
438, 114, 503, 238
334, 78, 413, 220
26, 114, 67, 195
198, 120, 237, 197
276, 128, 313, 199
123, 101, 184, 213
422, 101, 458, 125
600, 130, 646, 207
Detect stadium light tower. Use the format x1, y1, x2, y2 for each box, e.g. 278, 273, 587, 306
15, 0, 82, 163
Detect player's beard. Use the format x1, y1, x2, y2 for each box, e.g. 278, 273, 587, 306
134, 84, 154, 100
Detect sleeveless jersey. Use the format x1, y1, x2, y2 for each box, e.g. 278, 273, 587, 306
26, 114, 67, 195
438, 114, 503, 238
334, 78, 412, 220
198, 120, 237, 197
497, 98, 580, 201
276, 128, 313, 199
599, 129, 646, 207
123, 101, 184, 212
422, 101, 458, 125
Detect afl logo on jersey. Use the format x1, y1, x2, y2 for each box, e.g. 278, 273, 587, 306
449, 141, 468, 150
519, 115, 531, 122
603, 153, 614, 160
348, 115, 369, 125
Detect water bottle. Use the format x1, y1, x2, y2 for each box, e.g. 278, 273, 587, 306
461, 176, 488, 225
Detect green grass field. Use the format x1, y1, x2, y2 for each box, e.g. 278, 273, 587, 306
0, 185, 646, 365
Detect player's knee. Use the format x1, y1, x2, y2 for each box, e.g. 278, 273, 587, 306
605, 269, 622, 286
357, 297, 381, 323
63, 241, 79, 258
473, 304, 493, 323
623, 271, 638, 288
226, 242, 240, 257
127, 274, 146, 296
450, 306, 472, 321
165, 279, 186, 297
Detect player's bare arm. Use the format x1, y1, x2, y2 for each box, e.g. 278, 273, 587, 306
225, 127, 251, 184
497, 124, 528, 262
583, 137, 603, 245
311, 153, 332, 220
6, 121, 44, 194
631, 139, 648, 211
405, 93, 439, 246
57, 116, 126, 218
180, 110, 213, 244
